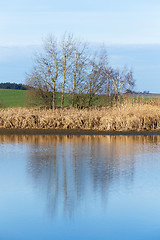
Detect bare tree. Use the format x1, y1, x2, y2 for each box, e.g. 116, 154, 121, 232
26, 34, 135, 109
26, 36, 59, 109
105, 67, 135, 96
70, 41, 88, 107
60, 34, 75, 109
82, 47, 108, 106
44, 36, 59, 109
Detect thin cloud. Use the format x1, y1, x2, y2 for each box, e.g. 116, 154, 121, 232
1, 10, 160, 46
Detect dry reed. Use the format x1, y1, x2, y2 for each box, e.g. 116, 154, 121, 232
0, 101, 160, 131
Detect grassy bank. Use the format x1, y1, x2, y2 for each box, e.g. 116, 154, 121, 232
0, 102, 160, 131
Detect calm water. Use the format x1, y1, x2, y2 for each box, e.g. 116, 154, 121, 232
0, 135, 160, 240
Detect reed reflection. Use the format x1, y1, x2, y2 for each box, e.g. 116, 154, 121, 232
0, 135, 160, 218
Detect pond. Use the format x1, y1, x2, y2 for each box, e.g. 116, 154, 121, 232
0, 135, 160, 240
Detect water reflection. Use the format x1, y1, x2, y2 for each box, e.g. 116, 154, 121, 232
1, 135, 160, 219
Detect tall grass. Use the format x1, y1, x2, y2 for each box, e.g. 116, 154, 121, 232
0, 98, 160, 131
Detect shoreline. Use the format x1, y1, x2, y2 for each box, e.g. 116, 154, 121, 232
1, 105, 160, 134
0, 128, 160, 135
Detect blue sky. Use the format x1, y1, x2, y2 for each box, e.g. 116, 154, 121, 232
0, 0, 160, 92
1, 0, 160, 45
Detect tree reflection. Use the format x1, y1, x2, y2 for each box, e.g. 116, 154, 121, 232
0, 135, 160, 218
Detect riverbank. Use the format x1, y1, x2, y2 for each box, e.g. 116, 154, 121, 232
0, 128, 160, 135
0, 103, 160, 133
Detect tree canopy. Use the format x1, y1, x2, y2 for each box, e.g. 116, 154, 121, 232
0, 82, 28, 90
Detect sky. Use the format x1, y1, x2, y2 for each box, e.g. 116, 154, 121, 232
0, 0, 160, 92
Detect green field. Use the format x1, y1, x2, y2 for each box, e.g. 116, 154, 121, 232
0, 89, 111, 108
0, 89, 160, 108
0, 89, 27, 107
0, 89, 84, 108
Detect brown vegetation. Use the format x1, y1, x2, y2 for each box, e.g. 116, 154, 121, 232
0, 99, 160, 131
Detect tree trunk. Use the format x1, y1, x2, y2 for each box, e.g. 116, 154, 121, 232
88, 93, 93, 106
72, 92, 75, 107
72, 77, 76, 107
52, 81, 56, 110
61, 82, 65, 109
61, 56, 66, 109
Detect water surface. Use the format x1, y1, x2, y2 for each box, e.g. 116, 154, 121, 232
0, 135, 160, 240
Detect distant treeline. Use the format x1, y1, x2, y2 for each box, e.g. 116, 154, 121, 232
0, 82, 29, 90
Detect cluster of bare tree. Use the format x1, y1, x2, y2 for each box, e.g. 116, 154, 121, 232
26, 34, 135, 109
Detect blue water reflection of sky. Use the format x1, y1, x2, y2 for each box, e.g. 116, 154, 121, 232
0, 135, 160, 240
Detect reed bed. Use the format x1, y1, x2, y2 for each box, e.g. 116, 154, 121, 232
0, 101, 160, 131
